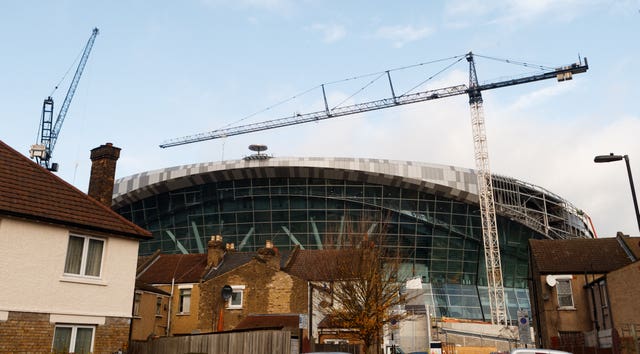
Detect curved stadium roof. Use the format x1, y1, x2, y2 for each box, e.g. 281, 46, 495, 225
113, 157, 593, 240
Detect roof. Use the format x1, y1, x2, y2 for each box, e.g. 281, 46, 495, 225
135, 280, 171, 296
234, 314, 300, 331
137, 253, 208, 284
112, 157, 592, 240
529, 236, 640, 274
113, 157, 479, 208
203, 249, 293, 281
0, 140, 151, 239
284, 248, 358, 281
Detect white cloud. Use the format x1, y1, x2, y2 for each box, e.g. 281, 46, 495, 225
444, 0, 603, 27
375, 25, 433, 48
309, 23, 347, 43
200, 0, 294, 13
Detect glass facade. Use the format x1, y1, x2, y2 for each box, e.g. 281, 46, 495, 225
116, 175, 539, 323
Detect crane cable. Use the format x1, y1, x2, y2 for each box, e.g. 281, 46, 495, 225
36, 45, 86, 145
49, 45, 86, 97
219, 55, 466, 129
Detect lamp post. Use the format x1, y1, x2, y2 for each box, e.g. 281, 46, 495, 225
594, 153, 640, 232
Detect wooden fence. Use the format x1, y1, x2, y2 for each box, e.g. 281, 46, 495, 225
128, 330, 292, 354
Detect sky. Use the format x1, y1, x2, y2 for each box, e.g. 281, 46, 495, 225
1, 0, 639, 238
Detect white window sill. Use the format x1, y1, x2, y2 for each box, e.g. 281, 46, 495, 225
558, 306, 576, 311
60, 276, 107, 286
227, 307, 243, 310
177, 312, 190, 316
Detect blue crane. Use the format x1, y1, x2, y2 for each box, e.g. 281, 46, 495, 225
30, 27, 99, 172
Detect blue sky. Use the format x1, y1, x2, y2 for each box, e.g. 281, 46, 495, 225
1, 0, 639, 237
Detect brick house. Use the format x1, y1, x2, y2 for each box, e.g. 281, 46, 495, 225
133, 251, 208, 337
528, 234, 640, 352
0, 141, 151, 353
198, 237, 308, 333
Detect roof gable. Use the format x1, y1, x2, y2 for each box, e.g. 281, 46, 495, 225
0, 140, 150, 239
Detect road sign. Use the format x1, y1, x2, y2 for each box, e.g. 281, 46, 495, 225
518, 309, 532, 344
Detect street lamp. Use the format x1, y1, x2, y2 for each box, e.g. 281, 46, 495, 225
594, 153, 640, 232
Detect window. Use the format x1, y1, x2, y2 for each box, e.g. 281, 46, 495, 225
133, 292, 142, 316
52, 325, 94, 353
227, 285, 245, 309
179, 288, 191, 314
556, 277, 574, 308
156, 296, 163, 316
64, 235, 104, 277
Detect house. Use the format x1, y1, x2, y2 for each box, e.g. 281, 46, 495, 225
133, 251, 208, 338
197, 237, 307, 333
0, 141, 151, 353
528, 234, 640, 352
130, 280, 170, 341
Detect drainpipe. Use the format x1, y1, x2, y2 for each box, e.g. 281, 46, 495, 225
308, 282, 314, 352
166, 277, 174, 336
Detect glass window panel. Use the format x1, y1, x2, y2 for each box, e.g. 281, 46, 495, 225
180, 289, 191, 313
74, 328, 93, 354
64, 236, 84, 274
85, 239, 104, 277
231, 290, 242, 306
52, 327, 72, 352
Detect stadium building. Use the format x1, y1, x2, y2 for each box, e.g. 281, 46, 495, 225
112, 155, 593, 323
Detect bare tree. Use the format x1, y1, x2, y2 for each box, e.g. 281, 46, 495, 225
317, 222, 415, 354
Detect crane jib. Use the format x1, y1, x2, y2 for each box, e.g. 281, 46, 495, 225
159, 55, 587, 148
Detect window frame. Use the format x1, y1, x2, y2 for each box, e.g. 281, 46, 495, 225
156, 296, 163, 317
555, 275, 575, 309
133, 291, 142, 317
178, 286, 192, 314
227, 285, 245, 309
63, 234, 105, 278
51, 324, 95, 353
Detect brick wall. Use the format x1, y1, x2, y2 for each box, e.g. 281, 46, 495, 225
94, 316, 131, 354
0, 311, 131, 354
606, 262, 640, 329
0, 311, 54, 353
199, 259, 308, 332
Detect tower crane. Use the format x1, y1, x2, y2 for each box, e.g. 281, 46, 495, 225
30, 27, 99, 172
159, 52, 588, 325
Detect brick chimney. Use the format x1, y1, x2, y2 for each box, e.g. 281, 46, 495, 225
256, 240, 280, 270
208, 235, 225, 267
88, 143, 121, 207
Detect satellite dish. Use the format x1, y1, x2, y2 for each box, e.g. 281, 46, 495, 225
249, 144, 268, 153
221, 285, 233, 301
546, 275, 557, 287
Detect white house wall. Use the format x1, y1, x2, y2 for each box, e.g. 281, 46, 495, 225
0, 217, 139, 318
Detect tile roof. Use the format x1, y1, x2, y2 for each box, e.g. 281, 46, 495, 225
203, 252, 257, 281
283, 248, 358, 281
203, 249, 293, 281
137, 253, 208, 284
529, 236, 640, 274
135, 280, 171, 296
234, 314, 300, 331
0, 140, 151, 239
